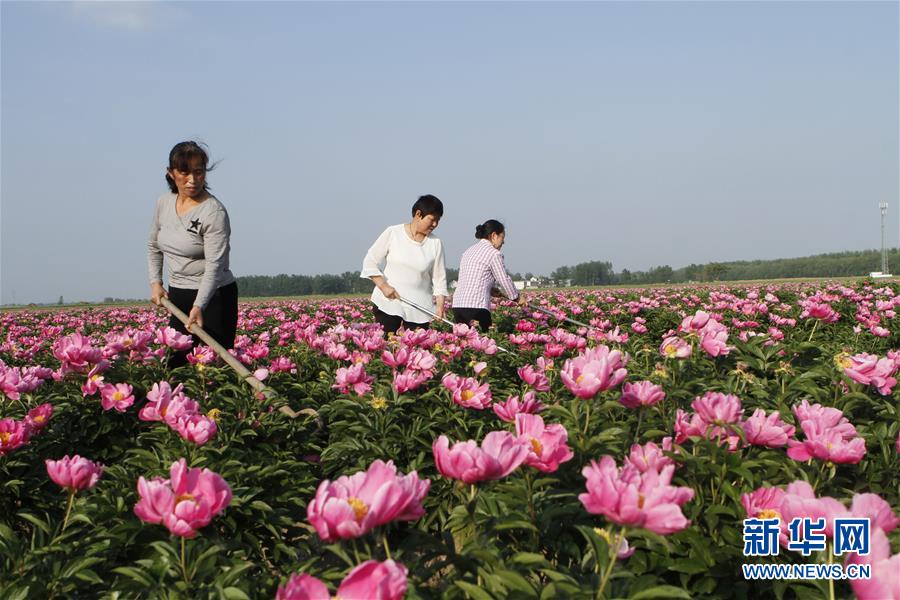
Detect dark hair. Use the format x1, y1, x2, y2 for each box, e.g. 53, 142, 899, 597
165, 141, 214, 194
475, 219, 505, 240
411, 194, 444, 219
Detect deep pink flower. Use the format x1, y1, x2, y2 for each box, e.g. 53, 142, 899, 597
778, 480, 848, 540
698, 320, 730, 357
849, 493, 899, 533
174, 413, 218, 445
0, 418, 30, 455
277, 560, 408, 600
560, 345, 629, 399
515, 413, 574, 473
46, 455, 103, 492
579, 456, 694, 535
276, 573, 329, 600
307, 460, 430, 542
517, 365, 550, 392
675, 392, 743, 449
100, 383, 135, 412
392, 369, 429, 394
679, 310, 711, 332
787, 401, 865, 464
492, 391, 544, 423
432, 431, 529, 484
81, 364, 107, 396
53, 333, 103, 374
619, 381, 665, 409
742, 409, 795, 448
25, 403, 53, 432
336, 559, 408, 600
134, 459, 232, 538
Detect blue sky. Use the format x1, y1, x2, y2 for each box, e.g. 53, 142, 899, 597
2, 1, 898, 304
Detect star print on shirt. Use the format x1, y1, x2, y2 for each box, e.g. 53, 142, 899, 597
188, 219, 201, 232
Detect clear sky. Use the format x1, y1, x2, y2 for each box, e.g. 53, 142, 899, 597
2, 1, 898, 304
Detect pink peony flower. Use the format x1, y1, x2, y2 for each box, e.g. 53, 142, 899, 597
307, 460, 430, 542
675, 392, 743, 450
134, 459, 232, 538
0, 418, 30, 455
277, 560, 408, 600
441, 373, 493, 410
493, 391, 544, 423
778, 480, 848, 540
579, 456, 694, 535
659, 336, 691, 359
100, 383, 135, 412
154, 327, 194, 351
742, 409, 795, 448
560, 345, 629, 399
46, 455, 103, 492
619, 381, 666, 409
333, 364, 373, 396
432, 431, 529, 484
53, 333, 103, 375
515, 413, 574, 473
624, 438, 676, 474
846, 528, 900, 600
517, 365, 550, 392
843, 352, 898, 395
741, 486, 785, 520
25, 403, 54, 432
392, 369, 429, 394
698, 320, 730, 357
173, 413, 218, 445
787, 400, 866, 464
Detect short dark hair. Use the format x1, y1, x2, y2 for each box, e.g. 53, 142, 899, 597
411, 195, 443, 219
475, 219, 505, 239
165, 141, 214, 194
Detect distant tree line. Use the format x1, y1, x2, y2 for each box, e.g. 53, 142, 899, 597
234, 249, 898, 297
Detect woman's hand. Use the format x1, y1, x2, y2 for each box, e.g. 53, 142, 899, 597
187, 306, 204, 332
435, 297, 446, 320
517, 293, 528, 307
380, 283, 399, 300
150, 282, 168, 306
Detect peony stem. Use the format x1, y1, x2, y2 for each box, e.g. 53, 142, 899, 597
351, 538, 362, 564
583, 401, 592, 437
595, 526, 625, 599
633, 409, 644, 447
60, 490, 76, 532
180, 536, 190, 585
827, 544, 835, 600
807, 320, 819, 343
382, 533, 393, 561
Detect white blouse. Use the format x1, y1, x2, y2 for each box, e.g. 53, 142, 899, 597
361, 224, 449, 323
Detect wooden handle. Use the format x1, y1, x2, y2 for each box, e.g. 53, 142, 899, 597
159, 298, 309, 419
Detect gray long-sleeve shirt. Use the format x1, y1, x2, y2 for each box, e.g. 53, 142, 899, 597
147, 192, 235, 309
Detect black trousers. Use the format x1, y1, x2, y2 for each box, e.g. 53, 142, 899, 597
452, 307, 492, 331
167, 282, 238, 368
372, 304, 430, 334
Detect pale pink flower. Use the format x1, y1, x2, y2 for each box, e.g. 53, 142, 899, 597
333, 364, 374, 396
174, 413, 218, 445
392, 369, 429, 394
442, 373, 493, 410
277, 560, 408, 600
623, 439, 676, 474
659, 336, 691, 359
843, 352, 898, 395
517, 365, 550, 392
154, 327, 194, 351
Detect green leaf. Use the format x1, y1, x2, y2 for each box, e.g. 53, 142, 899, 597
456, 580, 494, 600
222, 587, 251, 600
630, 585, 692, 599
112, 566, 154, 587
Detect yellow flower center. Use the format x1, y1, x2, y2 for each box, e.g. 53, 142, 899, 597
664, 345, 677, 357
530, 438, 543, 456
33, 415, 45, 424
113, 391, 125, 401
347, 497, 369, 521
576, 375, 585, 384
593, 527, 613, 543
638, 494, 646, 509
0, 432, 10, 444
176, 493, 197, 505
461, 390, 474, 402
207, 409, 221, 422
370, 397, 387, 410
758, 509, 780, 520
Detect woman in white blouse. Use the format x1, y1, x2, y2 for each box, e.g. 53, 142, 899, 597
361, 195, 449, 333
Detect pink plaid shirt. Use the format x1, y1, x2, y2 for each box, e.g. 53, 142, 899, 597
452, 239, 519, 310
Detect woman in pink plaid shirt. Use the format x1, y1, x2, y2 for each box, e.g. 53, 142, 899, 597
452, 220, 527, 331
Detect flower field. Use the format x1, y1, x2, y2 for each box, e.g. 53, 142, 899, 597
1, 281, 898, 599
